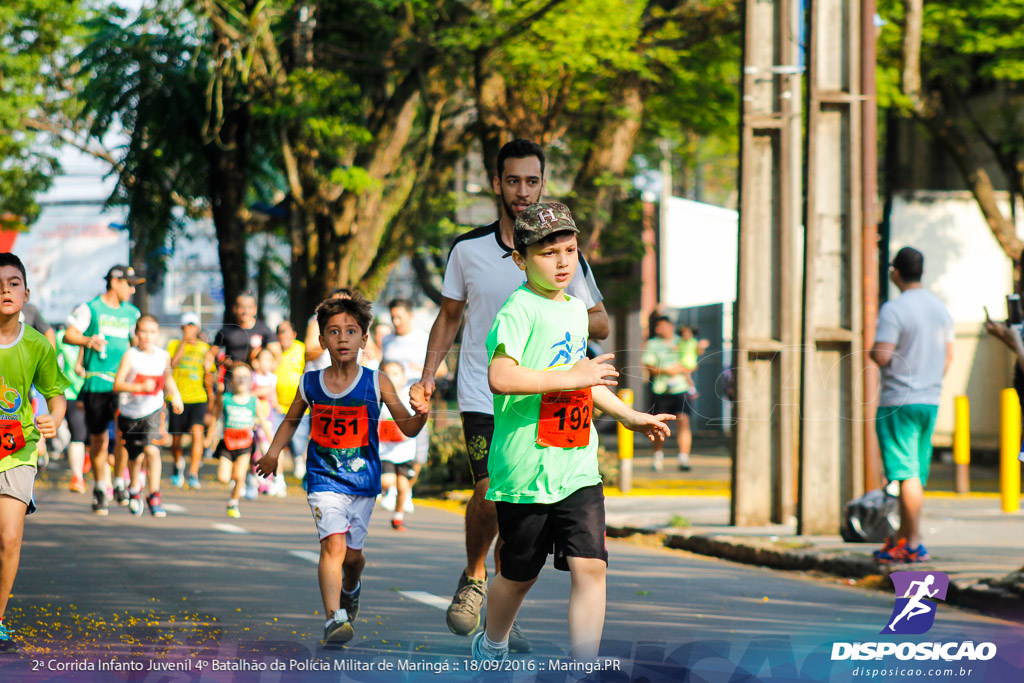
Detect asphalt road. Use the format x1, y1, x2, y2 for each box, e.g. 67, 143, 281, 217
2, 468, 1021, 682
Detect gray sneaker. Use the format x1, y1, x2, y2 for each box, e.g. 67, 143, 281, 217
446, 571, 487, 635
339, 583, 360, 620
471, 631, 508, 664
508, 619, 532, 653
323, 609, 354, 644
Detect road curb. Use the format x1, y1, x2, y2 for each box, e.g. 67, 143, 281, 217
606, 523, 1024, 622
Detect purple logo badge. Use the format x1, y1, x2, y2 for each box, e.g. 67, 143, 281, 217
881, 571, 949, 635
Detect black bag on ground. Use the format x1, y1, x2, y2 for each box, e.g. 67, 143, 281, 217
840, 488, 899, 543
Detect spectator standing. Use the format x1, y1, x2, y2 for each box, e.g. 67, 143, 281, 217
642, 316, 696, 472
870, 247, 954, 564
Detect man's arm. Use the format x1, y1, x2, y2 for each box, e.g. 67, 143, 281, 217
870, 342, 895, 367
586, 301, 610, 341
944, 341, 954, 376
409, 296, 465, 411
304, 318, 323, 362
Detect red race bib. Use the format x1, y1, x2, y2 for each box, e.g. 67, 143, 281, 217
134, 374, 165, 395
537, 389, 592, 448
223, 427, 253, 451
378, 420, 405, 443
311, 405, 369, 449
0, 419, 26, 459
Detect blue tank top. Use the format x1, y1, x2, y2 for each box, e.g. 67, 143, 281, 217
299, 367, 381, 496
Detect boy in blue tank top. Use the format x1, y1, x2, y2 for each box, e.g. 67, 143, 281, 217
257, 293, 427, 645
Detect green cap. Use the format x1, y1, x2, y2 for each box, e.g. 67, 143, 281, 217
506, 202, 579, 258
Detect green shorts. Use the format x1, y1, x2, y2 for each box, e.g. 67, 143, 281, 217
876, 404, 939, 485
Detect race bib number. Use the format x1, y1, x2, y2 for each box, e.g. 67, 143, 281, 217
223, 427, 253, 451
537, 389, 592, 448
378, 419, 405, 443
312, 405, 369, 449
134, 374, 165, 395
0, 419, 26, 458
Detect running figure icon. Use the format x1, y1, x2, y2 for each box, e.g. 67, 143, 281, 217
888, 574, 938, 631
882, 571, 949, 635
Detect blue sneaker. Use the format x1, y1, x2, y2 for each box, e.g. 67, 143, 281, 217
905, 544, 931, 563
0, 621, 18, 653
471, 631, 508, 664
187, 473, 201, 490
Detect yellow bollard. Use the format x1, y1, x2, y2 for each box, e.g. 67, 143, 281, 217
617, 389, 634, 494
953, 395, 970, 494
999, 388, 1021, 513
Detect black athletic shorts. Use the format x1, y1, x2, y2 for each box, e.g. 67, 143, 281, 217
169, 402, 208, 433
381, 460, 416, 479
216, 440, 255, 463
461, 411, 493, 484
495, 483, 608, 582
81, 391, 119, 436
118, 409, 165, 460
65, 399, 88, 444
651, 392, 692, 417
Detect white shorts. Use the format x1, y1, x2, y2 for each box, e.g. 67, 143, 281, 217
307, 490, 375, 548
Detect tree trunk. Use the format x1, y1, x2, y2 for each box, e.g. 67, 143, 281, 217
207, 109, 250, 322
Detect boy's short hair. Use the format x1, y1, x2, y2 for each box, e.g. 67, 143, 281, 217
509, 202, 580, 258
229, 363, 252, 392
0, 253, 27, 284
496, 139, 545, 179
388, 298, 413, 313
316, 292, 373, 335
137, 314, 158, 328
380, 360, 405, 377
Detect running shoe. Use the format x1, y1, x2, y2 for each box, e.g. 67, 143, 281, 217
171, 470, 184, 488
271, 476, 287, 497
874, 537, 909, 564
678, 455, 692, 472
147, 492, 166, 518
0, 621, 18, 653
446, 571, 487, 636
244, 474, 259, 500
323, 609, 354, 644
113, 483, 129, 507
380, 489, 397, 511
339, 583, 361, 620
128, 491, 144, 517
905, 544, 931, 563
92, 488, 108, 516
508, 619, 532, 653
652, 452, 664, 472
187, 473, 201, 490
403, 496, 414, 513
293, 457, 306, 480
471, 630, 508, 665
227, 503, 241, 518
69, 476, 87, 494
390, 519, 408, 532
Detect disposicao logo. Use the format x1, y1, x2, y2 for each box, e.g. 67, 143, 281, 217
0, 376, 21, 415
831, 571, 997, 662
883, 571, 948, 635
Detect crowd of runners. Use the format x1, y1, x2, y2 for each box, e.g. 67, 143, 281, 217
0, 139, 687, 664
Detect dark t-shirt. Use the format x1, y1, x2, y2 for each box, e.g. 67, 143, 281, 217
213, 320, 276, 364
21, 303, 52, 336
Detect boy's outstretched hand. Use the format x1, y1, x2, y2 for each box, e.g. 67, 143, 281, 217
569, 353, 618, 388
622, 411, 675, 442
254, 454, 278, 478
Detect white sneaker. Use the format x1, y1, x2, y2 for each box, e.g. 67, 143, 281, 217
244, 473, 259, 500
652, 452, 664, 472
271, 477, 287, 497
403, 496, 414, 513
380, 488, 397, 511
293, 457, 306, 480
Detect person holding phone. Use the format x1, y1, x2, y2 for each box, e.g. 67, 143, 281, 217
984, 298, 1024, 409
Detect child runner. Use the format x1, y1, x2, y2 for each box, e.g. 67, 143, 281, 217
376, 361, 417, 531
112, 315, 184, 517
471, 203, 672, 663
251, 347, 285, 496
167, 313, 214, 489
255, 294, 427, 645
214, 365, 271, 518
0, 253, 69, 652
55, 325, 88, 493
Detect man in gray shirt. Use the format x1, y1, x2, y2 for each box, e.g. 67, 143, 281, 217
870, 246, 954, 564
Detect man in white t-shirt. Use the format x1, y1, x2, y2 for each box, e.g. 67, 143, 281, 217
410, 139, 609, 652
381, 298, 429, 377
869, 246, 954, 565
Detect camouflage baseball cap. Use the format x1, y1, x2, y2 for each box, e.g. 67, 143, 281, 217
505, 202, 579, 258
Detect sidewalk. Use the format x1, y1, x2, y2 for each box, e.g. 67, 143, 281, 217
603, 448, 1024, 621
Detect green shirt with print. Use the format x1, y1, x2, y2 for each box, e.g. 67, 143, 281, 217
79, 297, 140, 393
0, 325, 70, 473
56, 329, 85, 400
642, 335, 690, 395
485, 286, 601, 505
223, 393, 258, 430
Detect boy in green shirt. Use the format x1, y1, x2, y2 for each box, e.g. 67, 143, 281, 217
476, 203, 673, 663
0, 253, 69, 652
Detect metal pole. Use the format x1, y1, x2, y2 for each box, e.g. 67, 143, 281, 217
617, 389, 634, 494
